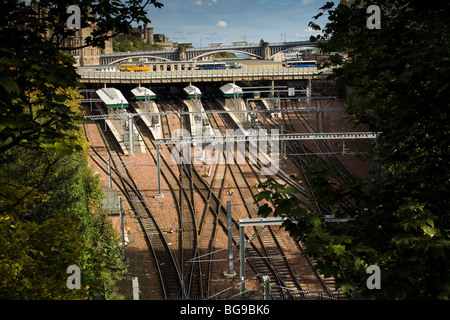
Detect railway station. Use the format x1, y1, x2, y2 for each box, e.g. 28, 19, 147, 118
131, 87, 162, 140
95, 88, 145, 155
9, 0, 445, 305
81, 72, 376, 300
182, 85, 214, 141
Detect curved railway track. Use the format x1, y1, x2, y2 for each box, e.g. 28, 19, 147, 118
156, 98, 310, 299
203, 99, 316, 299
279, 99, 363, 213
254, 97, 367, 295
83, 93, 354, 300
130, 100, 200, 299
83, 101, 185, 300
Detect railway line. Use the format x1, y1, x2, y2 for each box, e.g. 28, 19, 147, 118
291, 98, 357, 183
83, 100, 185, 300
254, 98, 370, 294
82, 89, 360, 300
278, 99, 364, 214
204, 99, 331, 298
130, 100, 201, 298
145, 97, 317, 299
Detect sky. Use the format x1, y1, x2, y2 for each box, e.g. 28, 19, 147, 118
145, 0, 329, 47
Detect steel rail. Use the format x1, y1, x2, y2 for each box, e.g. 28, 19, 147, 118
83, 104, 183, 300
87, 99, 185, 300
207, 101, 306, 299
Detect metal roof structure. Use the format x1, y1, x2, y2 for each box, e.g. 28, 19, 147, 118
96, 88, 129, 108
184, 85, 202, 98
220, 83, 243, 98
131, 87, 156, 100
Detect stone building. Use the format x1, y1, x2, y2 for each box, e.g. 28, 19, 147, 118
28, 1, 113, 66
117, 24, 176, 51
65, 28, 114, 66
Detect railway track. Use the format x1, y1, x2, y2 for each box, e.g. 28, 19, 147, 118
256, 98, 365, 295
131, 100, 200, 299
153, 97, 308, 299
83, 100, 185, 300
84, 93, 353, 300
134, 99, 232, 299
292, 99, 356, 182
204, 99, 311, 299
281, 99, 364, 213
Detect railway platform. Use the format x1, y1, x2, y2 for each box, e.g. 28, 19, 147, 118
261, 99, 282, 118
220, 98, 254, 135
133, 100, 162, 140
107, 113, 146, 155
95, 87, 145, 155
183, 98, 215, 145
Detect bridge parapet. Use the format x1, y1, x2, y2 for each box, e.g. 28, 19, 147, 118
77, 67, 331, 84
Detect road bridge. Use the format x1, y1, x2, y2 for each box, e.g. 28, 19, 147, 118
100, 41, 321, 65
77, 66, 331, 85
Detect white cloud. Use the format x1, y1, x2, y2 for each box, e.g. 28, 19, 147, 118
216, 20, 228, 28
294, 27, 321, 39
194, 0, 217, 6
301, 0, 314, 4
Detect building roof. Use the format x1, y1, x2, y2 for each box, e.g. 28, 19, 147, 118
184, 85, 202, 97
220, 83, 243, 96
131, 87, 156, 98
96, 88, 128, 107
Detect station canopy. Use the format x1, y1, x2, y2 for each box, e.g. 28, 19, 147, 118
96, 88, 129, 109
184, 85, 202, 98
131, 87, 156, 100
220, 83, 243, 98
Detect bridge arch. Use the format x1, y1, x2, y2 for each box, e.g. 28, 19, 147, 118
106, 55, 173, 65
188, 49, 263, 61
269, 43, 321, 59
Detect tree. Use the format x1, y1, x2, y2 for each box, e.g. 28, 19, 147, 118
0, 0, 163, 160
0, 0, 163, 212
0, 145, 127, 299
0, 0, 163, 299
256, 0, 450, 299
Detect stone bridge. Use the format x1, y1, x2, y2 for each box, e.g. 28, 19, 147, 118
100, 41, 321, 65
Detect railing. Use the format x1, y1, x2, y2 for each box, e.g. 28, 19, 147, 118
77, 67, 330, 82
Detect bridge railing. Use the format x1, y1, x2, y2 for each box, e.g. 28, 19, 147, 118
77, 67, 329, 81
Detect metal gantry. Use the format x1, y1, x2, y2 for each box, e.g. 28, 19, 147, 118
83, 103, 378, 198
238, 217, 287, 294
83, 96, 343, 121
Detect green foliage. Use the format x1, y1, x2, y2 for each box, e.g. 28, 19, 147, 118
0, 0, 156, 298
0, 0, 163, 159
210, 52, 238, 59
112, 38, 165, 52
0, 141, 127, 299
256, 1, 450, 299
0, 214, 89, 299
